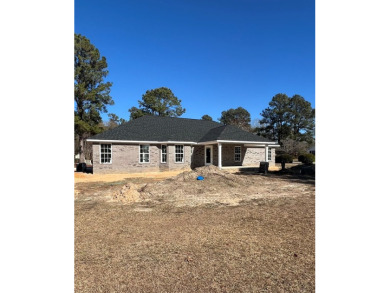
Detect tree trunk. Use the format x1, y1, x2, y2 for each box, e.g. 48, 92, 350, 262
79, 136, 86, 163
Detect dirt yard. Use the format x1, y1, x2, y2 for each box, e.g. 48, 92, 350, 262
74, 169, 186, 183
75, 166, 315, 292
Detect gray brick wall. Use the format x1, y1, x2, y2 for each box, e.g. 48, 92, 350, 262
92, 143, 192, 174
191, 144, 219, 167
166, 145, 192, 170
191, 144, 275, 168
221, 144, 243, 166
92, 143, 275, 174
92, 143, 160, 174
242, 147, 275, 166
191, 145, 205, 168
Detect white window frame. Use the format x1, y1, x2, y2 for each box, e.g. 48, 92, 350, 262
139, 144, 150, 163
161, 144, 167, 163
268, 148, 272, 161
175, 145, 184, 163
234, 146, 241, 162
100, 143, 112, 164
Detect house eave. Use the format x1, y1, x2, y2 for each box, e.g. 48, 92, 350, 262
243, 144, 280, 147
86, 139, 279, 146
197, 140, 218, 145
86, 139, 198, 145
217, 140, 279, 145
198, 140, 279, 145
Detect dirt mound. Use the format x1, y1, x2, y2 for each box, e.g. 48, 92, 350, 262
112, 182, 141, 203
110, 165, 262, 205
143, 166, 252, 197
174, 165, 232, 180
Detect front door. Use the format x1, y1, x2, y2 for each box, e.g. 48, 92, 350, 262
205, 146, 213, 165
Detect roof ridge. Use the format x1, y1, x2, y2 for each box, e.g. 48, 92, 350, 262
209, 124, 227, 130
198, 124, 227, 141
213, 125, 228, 140
140, 115, 221, 122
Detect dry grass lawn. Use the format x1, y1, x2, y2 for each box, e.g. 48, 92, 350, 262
75, 168, 315, 292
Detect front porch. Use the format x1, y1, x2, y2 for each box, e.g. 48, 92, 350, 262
192, 141, 279, 170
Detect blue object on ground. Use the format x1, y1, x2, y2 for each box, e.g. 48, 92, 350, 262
197, 176, 204, 180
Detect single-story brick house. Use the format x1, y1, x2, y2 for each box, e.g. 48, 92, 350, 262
87, 116, 279, 174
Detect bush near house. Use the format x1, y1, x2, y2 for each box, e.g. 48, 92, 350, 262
298, 153, 315, 165
275, 154, 294, 164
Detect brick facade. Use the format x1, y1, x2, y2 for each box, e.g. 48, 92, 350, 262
190, 144, 275, 169
166, 145, 192, 171
242, 146, 275, 167
92, 143, 275, 174
219, 144, 275, 167
92, 143, 192, 174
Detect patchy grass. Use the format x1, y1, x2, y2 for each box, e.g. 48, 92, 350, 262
75, 173, 315, 292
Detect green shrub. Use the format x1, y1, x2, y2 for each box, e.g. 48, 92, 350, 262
298, 153, 315, 165
275, 154, 294, 164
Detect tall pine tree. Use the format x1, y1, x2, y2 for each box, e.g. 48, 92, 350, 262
219, 107, 252, 131
74, 33, 114, 162
258, 94, 291, 143
129, 87, 185, 120
258, 93, 315, 145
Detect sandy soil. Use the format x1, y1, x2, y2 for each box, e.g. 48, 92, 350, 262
74, 170, 185, 183
75, 167, 315, 292
74, 163, 291, 184
79, 165, 313, 208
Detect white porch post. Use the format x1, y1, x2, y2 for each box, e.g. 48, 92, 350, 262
218, 143, 222, 169
265, 145, 269, 162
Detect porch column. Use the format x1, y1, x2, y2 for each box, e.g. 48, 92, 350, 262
218, 143, 222, 169
265, 145, 269, 162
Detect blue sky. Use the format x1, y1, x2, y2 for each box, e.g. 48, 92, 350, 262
75, 0, 314, 123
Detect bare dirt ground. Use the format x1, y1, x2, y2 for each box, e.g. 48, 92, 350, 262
74, 169, 186, 183
75, 166, 315, 292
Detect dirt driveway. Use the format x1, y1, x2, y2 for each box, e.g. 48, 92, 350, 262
75, 167, 315, 292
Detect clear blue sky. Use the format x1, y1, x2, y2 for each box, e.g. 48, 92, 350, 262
75, 0, 314, 123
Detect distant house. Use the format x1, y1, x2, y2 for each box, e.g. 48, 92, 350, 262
87, 116, 279, 174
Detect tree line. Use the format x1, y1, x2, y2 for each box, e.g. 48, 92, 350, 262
75, 34, 314, 162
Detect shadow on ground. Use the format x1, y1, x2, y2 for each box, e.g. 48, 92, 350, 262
234, 164, 315, 186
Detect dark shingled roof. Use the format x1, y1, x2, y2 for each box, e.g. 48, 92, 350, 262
88, 116, 275, 143
198, 124, 274, 143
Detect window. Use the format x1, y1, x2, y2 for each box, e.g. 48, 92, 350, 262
268, 148, 272, 160
100, 144, 112, 164
175, 145, 184, 163
139, 145, 150, 163
161, 145, 167, 163
234, 146, 241, 162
